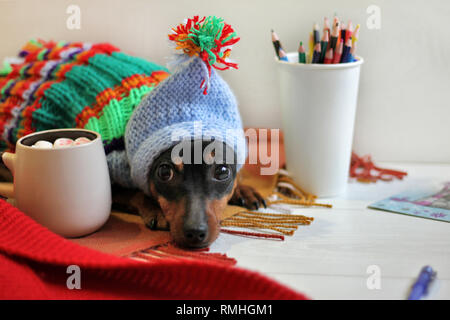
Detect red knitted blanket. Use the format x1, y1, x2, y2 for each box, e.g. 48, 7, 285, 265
0, 199, 308, 299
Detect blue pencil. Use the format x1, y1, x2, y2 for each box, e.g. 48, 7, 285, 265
279, 48, 289, 61
348, 41, 357, 62
311, 43, 321, 63
340, 37, 352, 63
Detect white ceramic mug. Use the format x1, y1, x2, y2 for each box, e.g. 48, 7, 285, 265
2, 128, 111, 237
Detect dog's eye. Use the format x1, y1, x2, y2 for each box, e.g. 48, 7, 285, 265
157, 164, 174, 182
214, 165, 230, 181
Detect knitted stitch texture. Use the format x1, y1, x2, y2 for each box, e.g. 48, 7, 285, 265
0, 199, 308, 299
126, 57, 246, 194
1, 37, 246, 193
0, 40, 169, 188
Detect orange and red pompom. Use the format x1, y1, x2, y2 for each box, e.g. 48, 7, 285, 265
168, 15, 240, 93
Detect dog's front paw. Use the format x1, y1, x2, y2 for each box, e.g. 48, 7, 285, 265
229, 184, 266, 210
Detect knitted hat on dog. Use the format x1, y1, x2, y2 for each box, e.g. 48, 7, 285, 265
125, 16, 246, 194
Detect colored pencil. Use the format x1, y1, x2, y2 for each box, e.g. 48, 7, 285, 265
349, 42, 357, 62
312, 43, 321, 63
341, 37, 352, 63
340, 25, 346, 46
279, 48, 289, 61
320, 30, 329, 63
308, 32, 314, 63
345, 20, 353, 43
352, 24, 360, 46
336, 20, 342, 47
333, 39, 343, 64
271, 16, 360, 65
298, 41, 306, 63
313, 23, 320, 44
330, 18, 339, 52
271, 29, 282, 59
323, 17, 331, 39
324, 48, 334, 64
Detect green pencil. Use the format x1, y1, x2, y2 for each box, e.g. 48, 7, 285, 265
298, 41, 306, 63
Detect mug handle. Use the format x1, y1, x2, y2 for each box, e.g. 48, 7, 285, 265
0, 152, 16, 199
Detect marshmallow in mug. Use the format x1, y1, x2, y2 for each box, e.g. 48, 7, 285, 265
73, 137, 91, 146
32, 137, 91, 149
32, 140, 53, 149
53, 138, 74, 148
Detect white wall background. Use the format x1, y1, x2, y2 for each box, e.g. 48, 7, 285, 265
1, 0, 449, 163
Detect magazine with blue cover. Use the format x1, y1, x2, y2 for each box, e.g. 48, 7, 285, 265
369, 182, 450, 223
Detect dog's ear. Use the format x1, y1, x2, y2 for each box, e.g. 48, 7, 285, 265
111, 185, 170, 230
132, 188, 170, 230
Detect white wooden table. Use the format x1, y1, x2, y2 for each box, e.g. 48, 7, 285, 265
211, 163, 450, 300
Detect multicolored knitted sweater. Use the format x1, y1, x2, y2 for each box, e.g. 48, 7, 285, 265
0, 39, 169, 166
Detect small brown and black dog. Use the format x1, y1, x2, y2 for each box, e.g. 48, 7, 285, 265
112, 139, 264, 248
0, 139, 263, 249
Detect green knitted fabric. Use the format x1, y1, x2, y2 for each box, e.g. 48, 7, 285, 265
0, 40, 170, 152
84, 85, 153, 142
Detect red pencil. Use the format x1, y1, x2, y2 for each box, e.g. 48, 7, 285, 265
323, 17, 331, 39
324, 48, 334, 64
345, 20, 353, 43
333, 39, 343, 64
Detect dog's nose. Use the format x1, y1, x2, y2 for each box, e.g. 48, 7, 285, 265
183, 224, 208, 246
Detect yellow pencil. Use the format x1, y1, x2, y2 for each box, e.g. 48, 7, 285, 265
352, 24, 360, 46
308, 32, 314, 63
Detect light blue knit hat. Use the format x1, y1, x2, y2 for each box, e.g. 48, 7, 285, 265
125, 16, 246, 195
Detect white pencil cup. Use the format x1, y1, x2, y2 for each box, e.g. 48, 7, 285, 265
276, 53, 363, 197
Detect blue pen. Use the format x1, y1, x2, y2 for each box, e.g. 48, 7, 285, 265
408, 266, 436, 300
